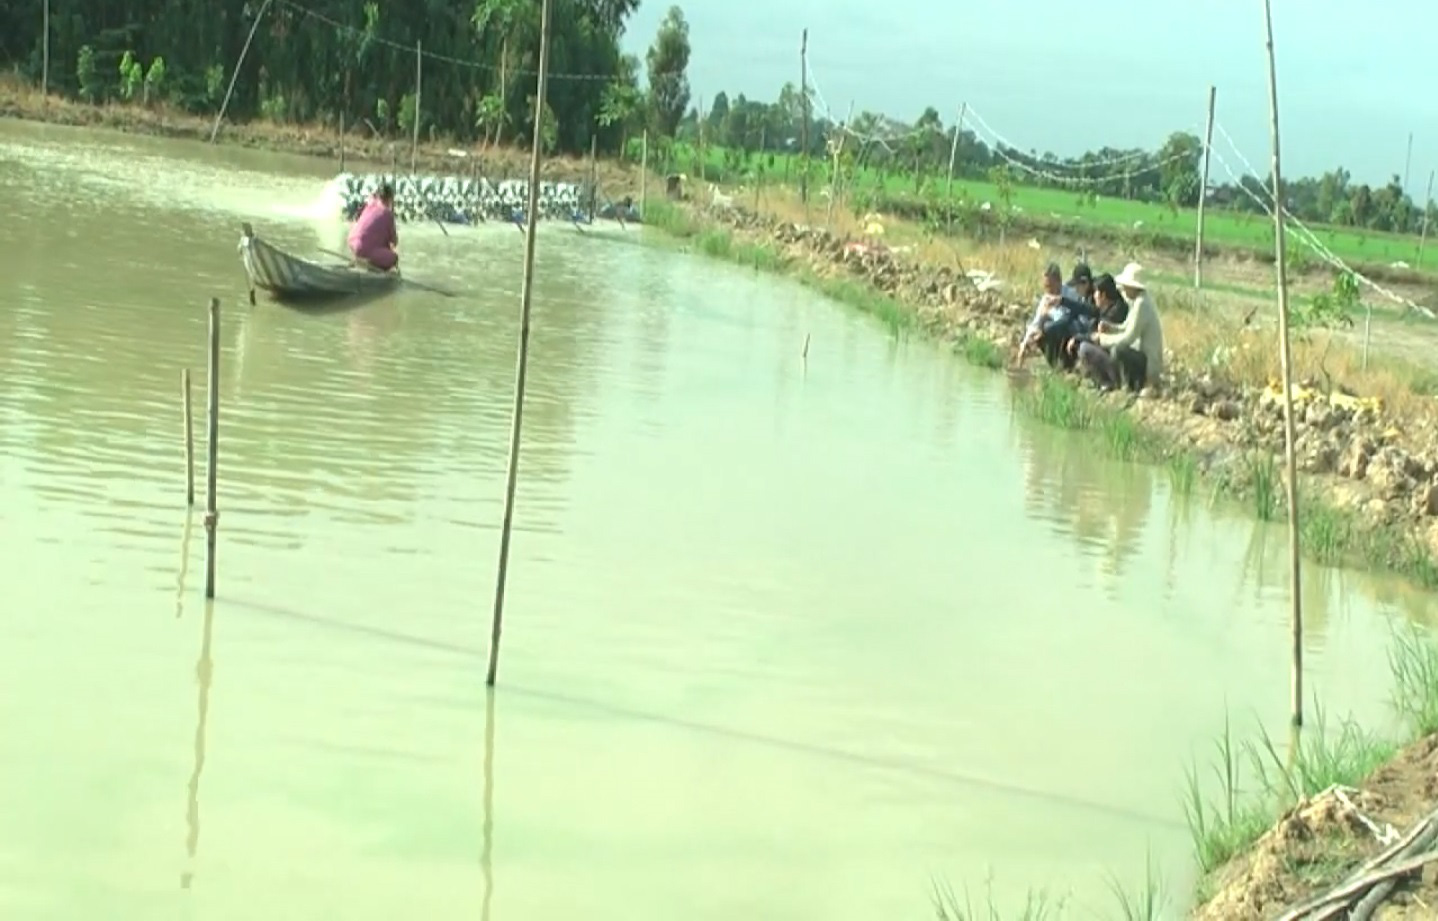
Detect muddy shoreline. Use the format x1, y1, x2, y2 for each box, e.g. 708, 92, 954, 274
0, 79, 640, 193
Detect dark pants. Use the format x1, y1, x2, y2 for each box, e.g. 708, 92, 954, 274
1078, 343, 1148, 392
1040, 318, 1080, 371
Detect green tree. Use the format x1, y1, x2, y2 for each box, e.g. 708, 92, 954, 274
1157, 131, 1203, 207
646, 5, 691, 137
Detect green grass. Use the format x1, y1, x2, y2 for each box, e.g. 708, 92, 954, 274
641, 139, 1438, 276
1184, 623, 1438, 899
931, 878, 1068, 921
1390, 622, 1438, 735
1183, 703, 1399, 878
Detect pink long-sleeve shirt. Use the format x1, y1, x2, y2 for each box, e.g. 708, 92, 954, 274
347, 197, 397, 256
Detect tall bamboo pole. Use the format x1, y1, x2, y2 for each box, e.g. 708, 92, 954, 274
1194, 86, 1217, 288
486, 0, 554, 688
1263, 0, 1304, 729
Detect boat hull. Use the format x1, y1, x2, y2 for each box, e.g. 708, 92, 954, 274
239, 222, 400, 306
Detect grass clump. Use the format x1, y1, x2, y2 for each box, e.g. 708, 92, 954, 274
930, 878, 1068, 921
1183, 704, 1396, 877
1105, 850, 1169, 921
957, 336, 1005, 370
1017, 375, 1163, 464
1247, 452, 1280, 521
1181, 627, 1438, 890
1390, 622, 1438, 735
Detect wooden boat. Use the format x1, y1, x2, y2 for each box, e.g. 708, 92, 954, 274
239, 222, 401, 305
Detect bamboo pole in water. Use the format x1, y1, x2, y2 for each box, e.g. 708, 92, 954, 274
411, 41, 422, 173
209, 0, 272, 143
182, 368, 194, 506
203, 298, 221, 600
486, 0, 554, 688
588, 134, 599, 222
1262, 0, 1304, 729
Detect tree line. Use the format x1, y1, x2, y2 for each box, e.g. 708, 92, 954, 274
3, 1, 1431, 236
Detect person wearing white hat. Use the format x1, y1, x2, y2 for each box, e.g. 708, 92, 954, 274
1068, 261, 1164, 391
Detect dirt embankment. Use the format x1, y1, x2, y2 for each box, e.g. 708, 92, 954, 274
0, 78, 641, 193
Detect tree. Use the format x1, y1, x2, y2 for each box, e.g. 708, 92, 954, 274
706, 91, 729, 137
646, 5, 691, 138
597, 53, 643, 153
1157, 131, 1203, 207
472, 0, 534, 147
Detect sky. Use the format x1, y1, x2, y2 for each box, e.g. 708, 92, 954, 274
619, 0, 1437, 194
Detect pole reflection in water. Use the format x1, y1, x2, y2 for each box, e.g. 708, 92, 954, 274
175, 511, 194, 619
481, 688, 496, 921
181, 598, 216, 890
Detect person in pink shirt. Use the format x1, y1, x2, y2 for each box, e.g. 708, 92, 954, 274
347, 182, 399, 272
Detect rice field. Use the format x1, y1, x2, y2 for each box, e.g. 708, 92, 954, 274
645, 140, 1435, 275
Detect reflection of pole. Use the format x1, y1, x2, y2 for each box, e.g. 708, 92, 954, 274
203, 298, 221, 600
480, 689, 496, 921
209, 0, 273, 144
175, 512, 194, 619
1262, 0, 1304, 730
486, 0, 553, 688
181, 599, 216, 890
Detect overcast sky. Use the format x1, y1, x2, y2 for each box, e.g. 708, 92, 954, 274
620, 0, 1435, 194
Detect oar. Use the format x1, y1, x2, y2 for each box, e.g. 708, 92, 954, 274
318, 248, 456, 298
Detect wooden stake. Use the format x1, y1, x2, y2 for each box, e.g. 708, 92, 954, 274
487, 0, 553, 688
944, 103, 966, 234
588, 134, 598, 221
339, 111, 346, 172
41, 0, 49, 103
755, 126, 766, 213
825, 102, 853, 229
798, 29, 809, 207
411, 41, 422, 173
203, 298, 221, 600
1195, 85, 1217, 289
1263, 0, 1304, 730
209, 0, 273, 143
697, 96, 706, 184
1418, 170, 1434, 268
1404, 131, 1414, 195
183, 368, 195, 507
639, 130, 648, 220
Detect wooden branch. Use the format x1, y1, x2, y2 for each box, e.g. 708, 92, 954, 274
1275, 805, 1438, 920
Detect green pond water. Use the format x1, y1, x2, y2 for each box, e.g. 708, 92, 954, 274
0, 117, 1433, 921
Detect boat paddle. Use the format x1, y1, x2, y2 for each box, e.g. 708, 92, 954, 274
318, 248, 456, 298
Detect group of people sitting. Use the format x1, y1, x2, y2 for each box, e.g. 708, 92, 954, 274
1015, 260, 1164, 393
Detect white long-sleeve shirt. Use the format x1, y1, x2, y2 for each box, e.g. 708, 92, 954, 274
1097, 290, 1164, 380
